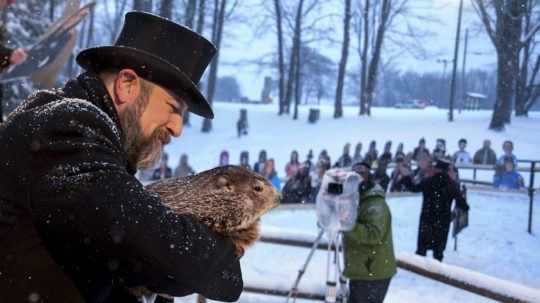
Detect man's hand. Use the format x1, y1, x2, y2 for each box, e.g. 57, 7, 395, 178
9, 48, 28, 65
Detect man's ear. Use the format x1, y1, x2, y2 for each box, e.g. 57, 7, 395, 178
113, 69, 142, 107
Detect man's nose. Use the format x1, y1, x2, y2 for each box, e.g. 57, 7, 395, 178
167, 114, 183, 137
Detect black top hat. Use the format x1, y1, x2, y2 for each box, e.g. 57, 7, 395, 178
76, 11, 216, 119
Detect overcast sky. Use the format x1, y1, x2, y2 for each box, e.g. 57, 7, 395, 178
216, 0, 497, 100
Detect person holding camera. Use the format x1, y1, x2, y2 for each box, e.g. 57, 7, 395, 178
399, 159, 469, 261
344, 162, 397, 303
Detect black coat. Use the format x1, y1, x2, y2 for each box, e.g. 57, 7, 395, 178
402, 173, 469, 254
0, 73, 243, 303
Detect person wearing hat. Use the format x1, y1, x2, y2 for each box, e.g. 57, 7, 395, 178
347, 161, 397, 303
398, 158, 469, 261
0, 12, 242, 303
0, 0, 28, 122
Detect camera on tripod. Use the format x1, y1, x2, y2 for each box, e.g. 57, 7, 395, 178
316, 168, 361, 237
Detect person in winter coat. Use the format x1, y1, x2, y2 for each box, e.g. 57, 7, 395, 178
497, 140, 518, 167
399, 159, 469, 261
254, 149, 267, 174
473, 139, 497, 165
304, 149, 314, 171
412, 138, 430, 161
319, 149, 331, 166
394, 142, 405, 162
219, 150, 230, 167
0, 12, 243, 303
285, 150, 301, 178
364, 140, 379, 166
282, 165, 311, 203
0, 0, 29, 122
309, 160, 330, 203
239, 150, 251, 170
346, 162, 397, 303
389, 156, 410, 192
174, 153, 195, 177
334, 143, 353, 168
264, 158, 281, 191
494, 158, 524, 190
378, 141, 393, 165
352, 142, 363, 164
452, 138, 472, 165
432, 138, 447, 161
374, 162, 390, 192
151, 153, 173, 180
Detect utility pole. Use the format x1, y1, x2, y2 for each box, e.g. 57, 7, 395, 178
460, 28, 468, 114
437, 58, 451, 108
448, 0, 463, 122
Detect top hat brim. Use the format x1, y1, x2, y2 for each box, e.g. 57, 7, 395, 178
76, 46, 214, 119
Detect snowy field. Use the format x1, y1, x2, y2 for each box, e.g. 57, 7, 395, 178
174, 191, 540, 303
170, 103, 540, 302
165, 103, 540, 186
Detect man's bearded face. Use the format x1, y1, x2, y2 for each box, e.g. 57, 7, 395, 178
120, 92, 170, 170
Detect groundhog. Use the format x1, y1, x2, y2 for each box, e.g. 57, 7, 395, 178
131, 165, 280, 301
145, 164, 281, 256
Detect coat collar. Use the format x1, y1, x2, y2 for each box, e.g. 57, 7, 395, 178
62, 72, 137, 174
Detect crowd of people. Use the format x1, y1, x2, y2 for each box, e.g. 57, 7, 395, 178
145, 138, 525, 202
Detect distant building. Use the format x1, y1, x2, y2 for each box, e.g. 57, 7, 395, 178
463, 92, 486, 111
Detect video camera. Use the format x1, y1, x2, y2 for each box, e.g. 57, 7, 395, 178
316, 168, 361, 239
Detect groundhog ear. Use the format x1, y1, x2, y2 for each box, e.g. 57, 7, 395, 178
216, 176, 232, 190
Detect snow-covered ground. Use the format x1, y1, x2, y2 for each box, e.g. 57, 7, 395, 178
170, 103, 540, 303
165, 103, 540, 186
174, 191, 540, 303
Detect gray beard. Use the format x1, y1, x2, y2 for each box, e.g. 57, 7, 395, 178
120, 103, 164, 170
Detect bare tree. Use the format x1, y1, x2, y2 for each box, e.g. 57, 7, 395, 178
334, 0, 352, 118
185, 0, 197, 27
274, 0, 286, 115
283, 0, 304, 116
159, 0, 173, 19
133, 0, 153, 12
359, 0, 370, 115
360, 0, 391, 116
196, 0, 206, 34
515, 0, 540, 116
202, 0, 228, 132
472, 0, 530, 130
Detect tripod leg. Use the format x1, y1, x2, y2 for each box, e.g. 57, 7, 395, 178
286, 229, 325, 303
325, 236, 337, 303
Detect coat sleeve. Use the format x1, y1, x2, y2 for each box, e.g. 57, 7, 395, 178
28, 102, 242, 301
400, 175, 423, 193
449, 181, 469, 211
345, 202, 389, 246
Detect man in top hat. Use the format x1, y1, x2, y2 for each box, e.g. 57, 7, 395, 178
398, 159, 469, 261
0, 12, 242, 303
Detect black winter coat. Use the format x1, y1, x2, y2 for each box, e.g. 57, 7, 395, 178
402, 173, 469, 254
0, 73, 243, 303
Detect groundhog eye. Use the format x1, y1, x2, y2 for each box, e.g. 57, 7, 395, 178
254, 185, 263, 192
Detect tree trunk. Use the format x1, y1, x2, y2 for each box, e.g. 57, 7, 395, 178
86, 7, 95, 48
196, 0, 206, 33
184, 0, 206, 127
334, 0, 352, 118
202, 0, 226, 133
359, 0, 370, 115
293, 37, 302, 120
133, 0, 153, 12
284, 0, 304, 115
159, 0, 174, 19
184, 0, 197, 27
490, 51, 513, 130
364, 0, 390, 116
49, 0, 56, 21
515, 0, 531, 117
274, 0, 285, 115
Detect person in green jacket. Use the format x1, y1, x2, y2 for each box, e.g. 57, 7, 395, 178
345, 162, 397, 303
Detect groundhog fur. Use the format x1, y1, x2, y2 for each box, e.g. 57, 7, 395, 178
130, 165, 280, 301
145, 164, 281, 256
